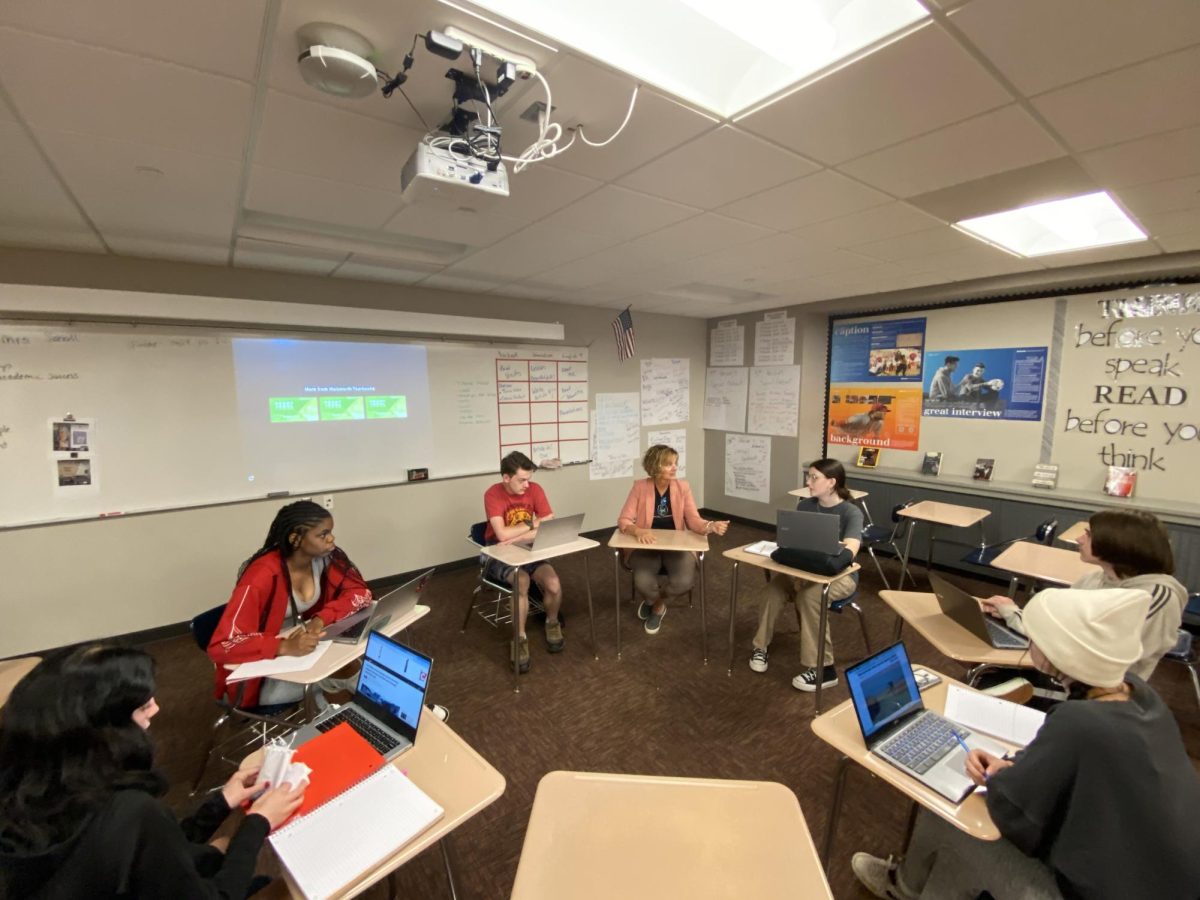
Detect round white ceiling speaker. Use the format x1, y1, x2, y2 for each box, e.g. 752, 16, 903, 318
296, 22, 378, 99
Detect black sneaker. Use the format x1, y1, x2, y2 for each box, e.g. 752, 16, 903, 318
792, 665, 838, 692
637, 601, 654, 620
749, 648, 769, 673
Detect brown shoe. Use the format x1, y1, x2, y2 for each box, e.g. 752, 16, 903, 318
510, 635, 530, 673
545, 618, 565, 653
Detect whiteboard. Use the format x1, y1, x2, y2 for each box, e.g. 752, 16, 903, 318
0, 319, 586, 527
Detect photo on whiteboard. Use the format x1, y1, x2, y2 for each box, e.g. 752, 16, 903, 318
827, 386, 922, 451
830, 316, 926, 383
57, 458, 92, 486
922, 347, 1047, 421
52, 421, 72, 451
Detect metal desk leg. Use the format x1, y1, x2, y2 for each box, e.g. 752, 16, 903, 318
613, 549, 622, 660
512, 587, 521, 694
814, 582, 832, 714
303, 685, 318, 722
699, 552, 708, 665
821, 755, 851, 868
926, 524, 938, 584
727, 560, 740, 675
439, 838, 460, 900
584, 554, 597, 660
896, 521, 917, 592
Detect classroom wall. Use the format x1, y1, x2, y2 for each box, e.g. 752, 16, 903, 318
0, 249, 708, 657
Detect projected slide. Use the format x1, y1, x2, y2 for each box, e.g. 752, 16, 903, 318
233, 338, 434, 492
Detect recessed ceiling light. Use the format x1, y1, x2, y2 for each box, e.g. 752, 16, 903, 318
955, 191, 1148, 258
457, 0, 929, 116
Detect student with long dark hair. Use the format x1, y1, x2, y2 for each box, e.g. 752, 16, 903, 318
208, 500, 372, 708
982, 508, 1186, 680
0, 644, 304, 898
748, 459, 863, 691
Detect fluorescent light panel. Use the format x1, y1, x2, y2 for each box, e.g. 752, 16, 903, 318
462, 0, 930, 116
956, 191, 1148, 258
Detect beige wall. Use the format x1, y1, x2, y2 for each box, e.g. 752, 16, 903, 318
0, 249, 707, 657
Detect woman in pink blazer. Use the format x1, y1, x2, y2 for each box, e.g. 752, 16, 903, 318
616, 445, 729, 635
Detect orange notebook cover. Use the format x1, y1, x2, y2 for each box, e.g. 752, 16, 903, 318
288, 722, 386, 820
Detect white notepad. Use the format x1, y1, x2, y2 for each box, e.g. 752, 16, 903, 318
745, 540, 778, 557
944, 684, 1046, 747
269, 766, 445, 900
226, 642, 332, 682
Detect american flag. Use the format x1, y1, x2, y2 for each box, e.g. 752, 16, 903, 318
612, 307, 636, 361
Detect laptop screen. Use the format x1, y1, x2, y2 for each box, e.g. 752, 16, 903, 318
356, 631, 431, 733
845, 643, 924, 741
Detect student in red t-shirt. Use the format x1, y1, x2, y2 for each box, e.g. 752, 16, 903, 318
482, 451, 564, 673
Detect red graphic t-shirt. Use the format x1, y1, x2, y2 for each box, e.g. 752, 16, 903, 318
483, 481, 553, 542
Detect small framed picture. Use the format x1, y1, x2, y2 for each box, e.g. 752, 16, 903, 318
856, 446, 880, 468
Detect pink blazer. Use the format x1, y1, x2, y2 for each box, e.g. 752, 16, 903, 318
617, 478, 707, 535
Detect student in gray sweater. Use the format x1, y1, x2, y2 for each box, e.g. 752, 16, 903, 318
852, 586, 1200, 900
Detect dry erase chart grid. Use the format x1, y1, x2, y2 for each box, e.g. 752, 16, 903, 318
497, 356, 589, 465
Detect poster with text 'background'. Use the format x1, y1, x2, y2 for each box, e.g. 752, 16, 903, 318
830, 317, 926, 383
827, 386, 922, 450
922, 347, 1048, 422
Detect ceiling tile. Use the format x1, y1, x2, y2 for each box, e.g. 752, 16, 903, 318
0, 28, 253, 159
1116, 175, 1200, 218
334, 255, 440, 285
233, 238, 345, 275
420, 272, 504, 293
1083, 125, 1200, 188
907, 155, 1097, 222
790, 202, 944, 249
622, 213, 773, 262
247, 165, 403, 230
617, 126, 818, 209
951, 0, 1200, 96
1157, 232, 1200, 253
255, 90, 424, 191
0, 223, 104, 253
386, 204, 528, 248
738, 23, 1012, 164
1138, 208, 1200, 240
0, 121, 99, 245
850, 225, 982, 262
839, 105, 1064, 197
718, 169, 891, 231
500, 164, 602, 222
531, 242, 665, 289
1032, 45, 1200, 152
38, 130, 242, 245
107, 234, 228, 263
1038, 242, 1161, 267
539, 185, 699, 240
444, 220, 620, 281
0, 1, 267, 81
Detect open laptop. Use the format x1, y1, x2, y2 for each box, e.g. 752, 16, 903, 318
845, 642, 1007, 803
929, 572, 1029, 650
776, 509, 842, 553
292, 631, 432, 761
530, 513, 585, 551
322, 568, 435, 645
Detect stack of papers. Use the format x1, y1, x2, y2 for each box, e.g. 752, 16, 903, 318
745, 540, 778, 557
944, 684, 1046, 747
226, 641, 332, 682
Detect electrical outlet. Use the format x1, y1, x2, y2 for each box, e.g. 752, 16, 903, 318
322, 494, 334, 510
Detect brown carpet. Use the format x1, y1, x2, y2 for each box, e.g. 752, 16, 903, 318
141, 520, 1200, 899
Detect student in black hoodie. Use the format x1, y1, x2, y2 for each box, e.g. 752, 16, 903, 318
0, 644, 304, 899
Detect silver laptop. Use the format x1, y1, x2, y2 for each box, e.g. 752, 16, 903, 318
530, 513, 585, 551
776, 509, 841, 553
322, 568, 435, 645
292, 631, 432, 761
929, 572, 1029, 650
846, 643, 1007, 803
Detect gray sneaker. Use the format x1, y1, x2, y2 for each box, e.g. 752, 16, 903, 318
644, 606, 667, 635
637, 601, 654, 620
545, 618, 565, 653
850, 853, 915, 900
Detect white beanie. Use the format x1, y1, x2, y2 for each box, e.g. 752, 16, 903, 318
1022, 587, 1150, 688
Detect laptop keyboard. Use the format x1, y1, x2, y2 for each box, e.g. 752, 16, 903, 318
985, 618, 1028, 649
879, 713, 969, 775
315, 707, 401, 755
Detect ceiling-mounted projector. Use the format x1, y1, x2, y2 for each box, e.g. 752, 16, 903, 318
401, 142, 509, 209
296, 22, 378, 99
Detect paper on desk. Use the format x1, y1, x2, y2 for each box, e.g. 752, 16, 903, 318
944, 684, 1045, 747
745, 540, 778, 557
227, 642, 332, 682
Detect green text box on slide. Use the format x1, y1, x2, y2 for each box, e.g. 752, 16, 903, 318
365, 395, 407, 419
319, 396, 365, 420
268, 397, 319, 423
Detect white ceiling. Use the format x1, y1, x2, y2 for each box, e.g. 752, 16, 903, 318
1, 0, 1199, 317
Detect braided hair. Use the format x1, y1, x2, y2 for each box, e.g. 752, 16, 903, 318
238, 500, 360, 580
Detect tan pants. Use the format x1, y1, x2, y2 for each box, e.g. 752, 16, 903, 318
752, 572, 857, 667
629, 549, 696, 601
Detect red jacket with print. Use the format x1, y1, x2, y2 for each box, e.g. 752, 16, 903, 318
206, 548, 372, 707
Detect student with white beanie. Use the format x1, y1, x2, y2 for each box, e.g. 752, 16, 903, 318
852, 587, 1200, 900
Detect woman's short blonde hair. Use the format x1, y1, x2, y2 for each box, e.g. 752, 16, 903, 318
643, 444, 678, 477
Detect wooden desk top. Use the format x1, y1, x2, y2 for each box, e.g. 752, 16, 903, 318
878, 592, 1030, 667
990, 541, 1097, 587
481, 535, 600, 565
1058, 520, 1088, 545
0, 656, 40, 707
259, 714, 506, 899
811, 671, 1007, 841
899, 500, 990, 528
789, 487, 870, 501
511, 771, 832, 900
234, 604, 431, 687
607, 528, 708, 552
723, 543, 860, 584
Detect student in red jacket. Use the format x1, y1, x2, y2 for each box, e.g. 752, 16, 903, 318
616, 444, 729, 635
207, 500, 371, 708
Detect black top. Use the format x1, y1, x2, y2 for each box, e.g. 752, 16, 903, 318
986, 676, 1200, 900
0, 790, 270, 899
652, 488, 674, 530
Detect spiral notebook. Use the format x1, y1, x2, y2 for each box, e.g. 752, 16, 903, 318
269, 765, 444, 899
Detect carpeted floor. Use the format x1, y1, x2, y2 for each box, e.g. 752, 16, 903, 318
140, 520, 1200, 899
